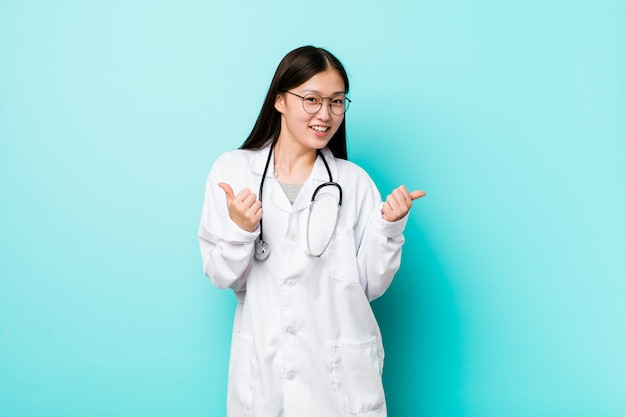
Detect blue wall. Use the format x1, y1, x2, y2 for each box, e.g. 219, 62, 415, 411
1, 1, 625, 416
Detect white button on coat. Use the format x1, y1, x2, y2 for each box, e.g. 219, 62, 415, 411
199, 145, 409, 417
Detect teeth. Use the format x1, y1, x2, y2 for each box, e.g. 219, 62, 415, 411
311, 126, 329, 132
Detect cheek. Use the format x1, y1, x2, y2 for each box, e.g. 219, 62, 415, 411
332, 116, 344, 132
283, 111, 307, 130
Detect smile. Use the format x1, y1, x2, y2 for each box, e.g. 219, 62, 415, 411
310, 126, 329, 132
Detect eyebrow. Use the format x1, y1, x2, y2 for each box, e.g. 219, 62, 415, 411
301, 89, 347, 95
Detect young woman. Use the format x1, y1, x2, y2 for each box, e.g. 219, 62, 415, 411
198, 46, 425, 417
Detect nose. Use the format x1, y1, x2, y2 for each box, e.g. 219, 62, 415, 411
315, 99, 332, 120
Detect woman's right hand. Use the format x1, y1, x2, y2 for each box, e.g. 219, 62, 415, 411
218, 182, 263, 232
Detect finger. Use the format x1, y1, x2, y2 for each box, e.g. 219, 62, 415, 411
239, 190, 258, 208
385, 192, 400, 212
388, 188, 412, 213
235, 188, 252, 202
250, 201, 263, 221
382, 187, 411, 222
409, 190, 426, 200
382, 198, 403, 222
218, 182, 235, 203
383, 193, 404, 221
392, 186, 412, 205
240, 201, 263, 231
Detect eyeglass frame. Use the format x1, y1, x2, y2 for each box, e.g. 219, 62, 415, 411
283, 90, 351, 115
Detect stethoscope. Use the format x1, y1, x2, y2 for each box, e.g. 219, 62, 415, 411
254, 142, 342, 261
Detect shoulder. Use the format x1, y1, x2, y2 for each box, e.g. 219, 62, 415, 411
326, 153, 383, 213
207, 147, 271, 190
333, 157, 376, 187
335, 157, 369, 177
328, 155, 381, 204
213, 148, 258, 166
210, 148, 265, 175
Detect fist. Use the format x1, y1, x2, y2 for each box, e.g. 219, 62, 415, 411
218, 182, 263, 232
382, 185, 426, 222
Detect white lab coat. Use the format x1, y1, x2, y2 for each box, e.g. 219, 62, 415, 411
198, 145, 408, 417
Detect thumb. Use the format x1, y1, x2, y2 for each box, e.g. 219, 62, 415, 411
218, 182, 235, 203
409, 190, 426, 200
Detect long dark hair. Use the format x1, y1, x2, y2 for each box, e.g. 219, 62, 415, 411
240, 46, 349, 160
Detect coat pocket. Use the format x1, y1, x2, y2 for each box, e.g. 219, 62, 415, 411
328, 227, 359, 283
228, 332, 258, 410
331, 337, 385, 414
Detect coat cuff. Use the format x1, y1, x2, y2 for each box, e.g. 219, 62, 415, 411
224, 216, 260, 243
375, 203, 409, 237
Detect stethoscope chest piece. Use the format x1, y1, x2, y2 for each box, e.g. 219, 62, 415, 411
255, 239, 271, 261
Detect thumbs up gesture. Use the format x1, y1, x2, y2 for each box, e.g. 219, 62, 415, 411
218, 182, 263, 232
381, 185, 426, 222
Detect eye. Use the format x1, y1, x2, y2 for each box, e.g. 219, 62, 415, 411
304, 95, 322, 104
331, 97, 345, 106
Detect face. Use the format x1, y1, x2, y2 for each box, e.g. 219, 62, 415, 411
274, 69, 346, 153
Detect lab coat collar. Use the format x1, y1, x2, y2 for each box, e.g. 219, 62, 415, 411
250, 143, 273, 176
250, 144, 338, 214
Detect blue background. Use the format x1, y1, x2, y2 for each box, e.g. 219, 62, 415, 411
1, 1, 625, 416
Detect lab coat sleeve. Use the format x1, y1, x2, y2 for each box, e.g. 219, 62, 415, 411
355, 182, 409, 301
198, 157, 258, 291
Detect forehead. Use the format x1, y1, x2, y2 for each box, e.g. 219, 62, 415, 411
296, 69, 346, 95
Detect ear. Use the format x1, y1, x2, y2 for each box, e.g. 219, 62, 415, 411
274, 93, 285, 113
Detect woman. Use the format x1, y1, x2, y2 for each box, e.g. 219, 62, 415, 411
198, 46, 425, 417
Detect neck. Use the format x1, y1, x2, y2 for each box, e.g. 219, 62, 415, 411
272, 139, 317, 184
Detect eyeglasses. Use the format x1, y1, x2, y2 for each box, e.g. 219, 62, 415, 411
284, 91, 351, 115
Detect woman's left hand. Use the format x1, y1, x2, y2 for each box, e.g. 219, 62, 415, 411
381, 185, 426, 222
